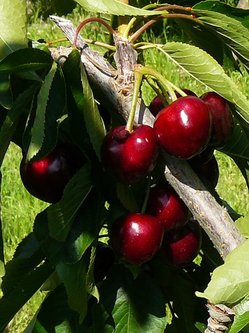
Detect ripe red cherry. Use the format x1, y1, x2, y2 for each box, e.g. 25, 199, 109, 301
153, 96, 212, 159
146, 182, 189, 231
110, 213, 164, 265
101, 124, 158, 184
20, 143, 84, 203
201, 92, 233, 148
160, 222, 201, 267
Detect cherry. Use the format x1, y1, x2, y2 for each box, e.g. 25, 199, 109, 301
189, 154, 219, 188
101, 124, 158, 184
146, 182, 189, 231
160, 221, 201, 267
153, 96, 212, 159
20, 143, 84, 203
94, 242, 115, 283
201, 92, 233, 148
149, 96, 165, 117
110, 213, 164, 265
149, 89, 196, 117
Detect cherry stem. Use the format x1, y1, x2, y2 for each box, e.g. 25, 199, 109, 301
129, 13, 197, 44
82, 38, 116, 51
73, 17, 116, 48
137, 65, 179, 102
123, 2, 167, 38
125, 67, 144, 132
123, 17, 137, 39
145, 76, 170, 105
47, 37, 68, 46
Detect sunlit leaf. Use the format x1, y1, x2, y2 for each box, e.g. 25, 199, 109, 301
196, 239, 249, 305
75, 0, 166, 16
0, 0, 27, 60
160, 42, 249, 126
235, 216, 249, 239
193, 2, 249, 68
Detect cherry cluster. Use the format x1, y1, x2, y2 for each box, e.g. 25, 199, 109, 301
102, 90, 233, 267
18, 90, 233, 269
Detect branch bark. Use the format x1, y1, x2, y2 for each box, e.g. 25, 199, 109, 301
49, 15, 244, 260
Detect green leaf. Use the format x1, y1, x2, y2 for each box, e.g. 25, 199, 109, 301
192, 6, 249, 69
221, 117, 249, 160
0, 261, 52, 332
160, 42, 249, 126
27, 62, 66, 161
0, 48, 52, 73
0, 73, 12, 109
1, 232, 44, 295
101, 265, 167, 333
56, 255, 89, 322
62, 50, 88, 150
0, 84, 38, 167
235, 216, 249, 238
229, 295, 249, 333
168, 273, 201, 333
80, 64, 106, 160
30, 286, 78, 333
75, 0, 166, 16
47, 164, 92, 241
0, 0, 27, 60
196, 239, 249, 305
116, 183, 139, 213
64, 189, 106, 264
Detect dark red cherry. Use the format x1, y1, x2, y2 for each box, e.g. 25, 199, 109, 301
154, 96, 212, 159
110, 213, 164, 265
160, 221, 201, 267
146, 182, 189, 231
190, 154, 219, 188
149, 96, 165, 117
20, 143, 84, 203
101, 124, 158, 184
149, 89, 196, 117
201, 92, 233, 148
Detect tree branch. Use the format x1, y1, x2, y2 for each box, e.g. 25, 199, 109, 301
49, 16, 244, 259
